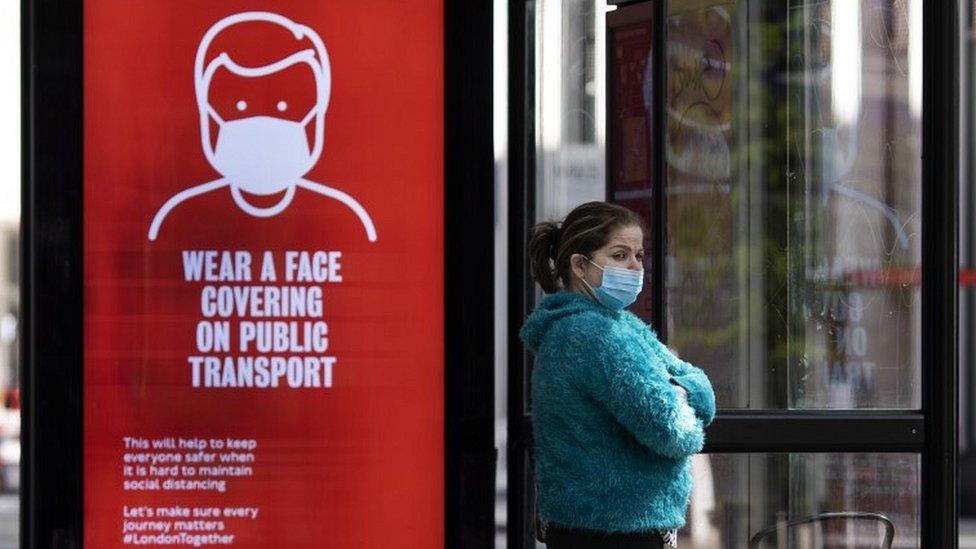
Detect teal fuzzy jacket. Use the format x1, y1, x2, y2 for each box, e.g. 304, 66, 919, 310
520, 291, 715, 533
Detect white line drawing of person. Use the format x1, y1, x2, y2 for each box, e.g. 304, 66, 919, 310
148, 11, 377, 242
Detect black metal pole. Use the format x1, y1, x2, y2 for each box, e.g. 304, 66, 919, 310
22, 0, 84, 547
652, 0, 667, 339
445, 1, 496, 548
507, 0, 535, 546
921, 1, 959, 547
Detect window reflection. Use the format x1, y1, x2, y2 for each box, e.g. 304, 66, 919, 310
0, 0, 18, 544
664, 0, 740, 406
790, 0, 922, 409
682, 453, 920, 548
535, 0, 608, 223
609, 14, 655, 320
664, 0, 922, 410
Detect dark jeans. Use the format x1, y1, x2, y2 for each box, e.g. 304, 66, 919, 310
543, 523, 666, 549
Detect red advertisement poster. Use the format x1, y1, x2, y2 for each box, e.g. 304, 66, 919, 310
83, 3, 444, 547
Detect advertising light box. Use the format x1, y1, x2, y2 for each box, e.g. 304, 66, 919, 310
84, 3, 444, 547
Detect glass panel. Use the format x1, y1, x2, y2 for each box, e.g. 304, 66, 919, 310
534, 0, 660, 324
664, 0, 923, 409
682, 453, 920, 548
535, 0, 609, 224
0, 0, 19, 545
663, 0, 742, 403
608, 13, 656, 321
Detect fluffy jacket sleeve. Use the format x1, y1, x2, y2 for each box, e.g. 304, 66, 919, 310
668, 364, 716, 427
564, 312, 705, 459
622, 313, 717, 426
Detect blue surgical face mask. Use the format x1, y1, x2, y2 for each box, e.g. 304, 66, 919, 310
579, 257, 644, 310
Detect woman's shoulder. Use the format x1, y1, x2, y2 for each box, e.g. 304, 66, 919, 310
547, 294, 619, 330
533, 307, 630, 385
548, 307, 637, 357
618, 309, 656, 333
522, 292, 610, 340
550, 307, 616, 338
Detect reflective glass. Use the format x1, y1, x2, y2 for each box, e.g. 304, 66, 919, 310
534, 0, 609, 223
681, 453, 920, 548
664, 0, 922, 409
0, 0, 19, 545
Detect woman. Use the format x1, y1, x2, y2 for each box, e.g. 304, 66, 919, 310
520, 201, 715, 549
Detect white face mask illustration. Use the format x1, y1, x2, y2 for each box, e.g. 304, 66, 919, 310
198, 44, 328, 212
211, 111, 316, 195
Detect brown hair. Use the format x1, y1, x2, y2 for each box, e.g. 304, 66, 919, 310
527, 201, 646, 293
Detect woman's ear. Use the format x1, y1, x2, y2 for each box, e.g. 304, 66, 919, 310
569, 253, 586, 280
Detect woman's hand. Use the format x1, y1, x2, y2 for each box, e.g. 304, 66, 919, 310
671, 372, 716, 426
669, 378, 689, 400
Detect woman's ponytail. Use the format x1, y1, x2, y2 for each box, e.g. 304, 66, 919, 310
527, 221, 563, 293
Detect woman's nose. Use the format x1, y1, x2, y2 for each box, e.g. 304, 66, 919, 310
628, 257, 642, 270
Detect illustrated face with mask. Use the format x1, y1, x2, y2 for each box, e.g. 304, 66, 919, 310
572, 225, 646, 311
147, 12, 377, 243
195, 12, 331, 216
